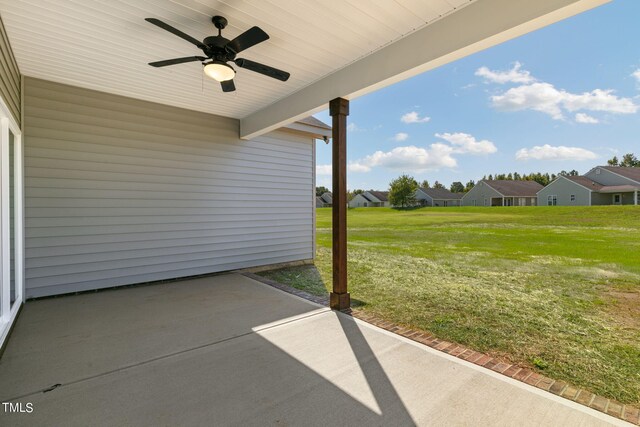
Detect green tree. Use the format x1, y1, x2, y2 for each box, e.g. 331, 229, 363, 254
433, 180, 445, 189
620, 153, 639, 167
315, 186, 329, 197
464, 180, 475, 192
420, 180, 430, 189
388, 174, 418, 208
607, 155, 619, 166
450, 181, 465, 193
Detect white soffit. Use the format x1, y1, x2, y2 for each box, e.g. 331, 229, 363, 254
0, 0, 609, 139
241, 0, 610, 139
0, 0, 475, 120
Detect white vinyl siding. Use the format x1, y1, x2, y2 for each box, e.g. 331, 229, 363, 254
0, 16, 21, 126
0, 19, 22, 126
24, 77, 314, 298
537, 176, 591, 206
460, 181, 502, 207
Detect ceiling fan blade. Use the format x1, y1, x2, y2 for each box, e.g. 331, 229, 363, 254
225, 27, 269, 54
149, 56, 206, 67
221, 79, 236, 92
145, 18, 205, 49
235, 58, 290, 81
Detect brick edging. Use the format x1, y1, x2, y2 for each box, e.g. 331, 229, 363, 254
246, 273, 640, 425
352, 310, 639, 425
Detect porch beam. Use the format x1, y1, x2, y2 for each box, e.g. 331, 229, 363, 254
240, 0, 609, 139
329, 98, 349, 311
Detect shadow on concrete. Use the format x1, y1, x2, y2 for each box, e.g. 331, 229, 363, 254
0, 274, 413, 426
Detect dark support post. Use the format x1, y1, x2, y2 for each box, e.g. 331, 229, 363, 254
329, 97, 350, 311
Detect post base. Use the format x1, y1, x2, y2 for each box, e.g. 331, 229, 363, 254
330, 292, 350, 311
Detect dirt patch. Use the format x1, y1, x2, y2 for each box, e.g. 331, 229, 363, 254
605, 290, 640, 328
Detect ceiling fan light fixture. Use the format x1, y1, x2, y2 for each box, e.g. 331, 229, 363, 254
203, 61, 235, 82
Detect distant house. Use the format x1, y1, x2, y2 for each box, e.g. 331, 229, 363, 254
538, 166, 640, 206
461, 180, 542, 206
348, 190, 389, 208
316, 192, 332, 207
416, 187, 463, 207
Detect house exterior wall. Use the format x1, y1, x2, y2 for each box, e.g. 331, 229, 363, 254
505, 197, 537, 206
23, 77, 314, 298
348, 194, 370, 208
433, 199, 461, 207
0, 15, 21, 126
461, 182, 502, 206
585, 167, 638, 186
537, 177, 591, 206
415, 189, 433, 206
618, 193, 637, 205
591, 192, 636, 205
362, 192, 388, 207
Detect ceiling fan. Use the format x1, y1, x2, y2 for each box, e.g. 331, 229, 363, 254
145, 15, 290, 92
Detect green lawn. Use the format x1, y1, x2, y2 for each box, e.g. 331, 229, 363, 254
259, 206, 640, 404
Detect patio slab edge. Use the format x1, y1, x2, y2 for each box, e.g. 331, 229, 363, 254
244, 272, 640, 426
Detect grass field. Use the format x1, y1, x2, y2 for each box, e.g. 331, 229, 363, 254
259, 206, 640, 404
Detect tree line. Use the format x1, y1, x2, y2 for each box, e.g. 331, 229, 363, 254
317, 152, 639, 206
607, 153, 639, 167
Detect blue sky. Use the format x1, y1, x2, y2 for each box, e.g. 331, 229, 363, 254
314, 0, 640, 191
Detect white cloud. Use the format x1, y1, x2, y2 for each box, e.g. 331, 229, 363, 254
348, 144, 456, 173
392, 132, 409, 142
491, 83, 566, 119
316, 164, 332, 175
632, 69, 640, 84
475, 62, 536, 84
347, 122, 362, 132
348, 163, 372, 173
562, 89, 637, 113
347, 132, 496, 173
491, 82, 637, 120
435, 132, 497, 154
515, 144, 598, 161
400, 111, 430, 124
575, 113, 599, 124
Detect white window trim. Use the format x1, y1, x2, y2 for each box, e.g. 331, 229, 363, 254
0, 95, 24, 349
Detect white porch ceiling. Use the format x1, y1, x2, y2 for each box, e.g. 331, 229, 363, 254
0, 0, 474, 119
0, 0, 609, 139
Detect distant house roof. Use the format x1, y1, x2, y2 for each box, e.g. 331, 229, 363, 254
320, 192, 332, 203
357, 193, 373, 202
598, 185, 640, 193
297, 116, 331, 130
367, 191, 389, 202
566, 176, 604, 190
601, 166, 640, 183
419, 187, 463, 200
483, 180, 543, 197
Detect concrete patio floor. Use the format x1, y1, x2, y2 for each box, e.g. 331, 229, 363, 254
0, 274, 629, 426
